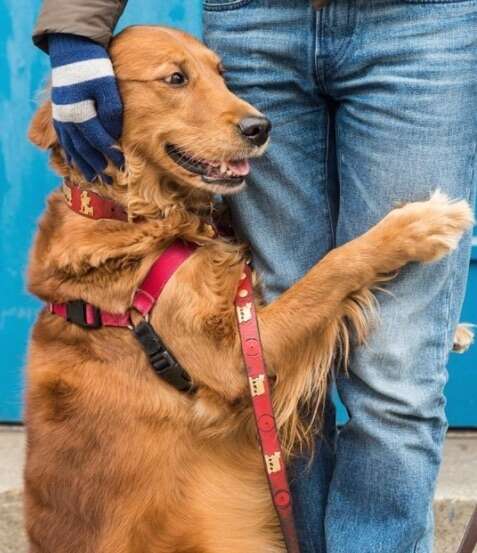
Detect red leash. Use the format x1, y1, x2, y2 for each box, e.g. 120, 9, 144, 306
235, 264, 301, 553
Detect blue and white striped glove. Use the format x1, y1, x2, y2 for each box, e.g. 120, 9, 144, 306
48, 33, 125, 182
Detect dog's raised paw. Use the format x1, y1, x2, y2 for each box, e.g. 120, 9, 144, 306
393, 190, 474, 264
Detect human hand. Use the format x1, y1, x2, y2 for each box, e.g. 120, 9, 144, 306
48, 33, 125, 182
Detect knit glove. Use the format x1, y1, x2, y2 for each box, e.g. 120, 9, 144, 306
48, 33, 125, 182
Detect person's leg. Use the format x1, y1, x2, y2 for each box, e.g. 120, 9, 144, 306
203, 2, 336, 551
322, 1, 477, 551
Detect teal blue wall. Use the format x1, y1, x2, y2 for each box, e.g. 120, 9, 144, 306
0, 1, 475, 425
0, 0, 201, 421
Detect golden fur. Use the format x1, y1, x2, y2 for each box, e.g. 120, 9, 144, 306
24, 26, 473, 553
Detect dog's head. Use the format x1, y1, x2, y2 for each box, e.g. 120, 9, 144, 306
112, 26, 271, 195
29, 26, 270, 198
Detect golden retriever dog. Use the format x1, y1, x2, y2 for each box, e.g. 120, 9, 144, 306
25, 26, 473, 553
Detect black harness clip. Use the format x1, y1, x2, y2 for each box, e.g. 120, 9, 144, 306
66, 300, 101, 329
133, 319, 196, 394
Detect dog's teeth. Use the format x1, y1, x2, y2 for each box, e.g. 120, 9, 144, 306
220, 161, 228, 173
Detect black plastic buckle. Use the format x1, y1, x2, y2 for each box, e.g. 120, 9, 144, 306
133, 319, 196, 394
66, 300, 101, 329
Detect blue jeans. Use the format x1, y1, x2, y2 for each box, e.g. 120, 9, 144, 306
203, 1, 477, 552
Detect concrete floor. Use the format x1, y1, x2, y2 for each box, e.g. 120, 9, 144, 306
1, 426, 476, 552
434, 432, 477, 553
436, 432, 477, 502
0, 426, 24, 494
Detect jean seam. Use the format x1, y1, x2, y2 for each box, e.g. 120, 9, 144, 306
314, 8, 329, 93
300, 511, 321, 553
292, 471, 322, 553
324, 109, 336, 248
321, 0, 362, 83
469, 141, 477, 207
443, 140, 476, 356
335, 116, 344, 242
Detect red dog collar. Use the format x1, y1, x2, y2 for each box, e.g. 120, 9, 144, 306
62, 179, 128, 221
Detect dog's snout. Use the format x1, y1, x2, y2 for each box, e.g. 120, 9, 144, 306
238, 116, 271, 147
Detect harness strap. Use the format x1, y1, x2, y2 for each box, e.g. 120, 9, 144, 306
48, 240, 198, 394
49, 240, 197, 329
235, 264, 301, 553
132, 241, 198, 316
49, 301, 130, 328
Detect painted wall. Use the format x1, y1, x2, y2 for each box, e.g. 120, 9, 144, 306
0, 0, 475, 425
0, 0, 202, 421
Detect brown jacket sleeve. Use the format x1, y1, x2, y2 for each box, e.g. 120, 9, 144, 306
33, 0, 128, 52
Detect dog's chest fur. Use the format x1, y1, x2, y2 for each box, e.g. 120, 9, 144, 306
24, 191, 284, 552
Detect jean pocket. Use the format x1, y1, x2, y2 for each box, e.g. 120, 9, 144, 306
203, 0, 254, 11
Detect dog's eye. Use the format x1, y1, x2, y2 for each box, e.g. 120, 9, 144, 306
164, 72, 188, 86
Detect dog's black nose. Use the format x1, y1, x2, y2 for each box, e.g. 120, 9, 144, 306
238, 116, 271, 147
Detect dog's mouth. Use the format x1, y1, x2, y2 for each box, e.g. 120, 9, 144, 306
166, 144, 250, 189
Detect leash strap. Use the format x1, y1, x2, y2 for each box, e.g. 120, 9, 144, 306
234, 264, 301, 553
457, 506, 477, 553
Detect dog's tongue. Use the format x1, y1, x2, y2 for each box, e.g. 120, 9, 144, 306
227, 159, 250, 176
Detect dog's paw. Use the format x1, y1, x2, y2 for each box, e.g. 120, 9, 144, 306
452, 323, 474, 353
388, 191, 474, 264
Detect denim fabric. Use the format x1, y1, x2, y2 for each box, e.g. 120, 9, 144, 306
203, 1, 477, 552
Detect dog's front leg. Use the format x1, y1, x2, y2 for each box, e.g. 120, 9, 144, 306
256, 193, 473, 443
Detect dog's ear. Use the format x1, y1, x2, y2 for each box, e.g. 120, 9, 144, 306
28, 101, 57, 150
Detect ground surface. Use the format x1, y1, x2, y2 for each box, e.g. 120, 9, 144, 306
1, 426, 475, 552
